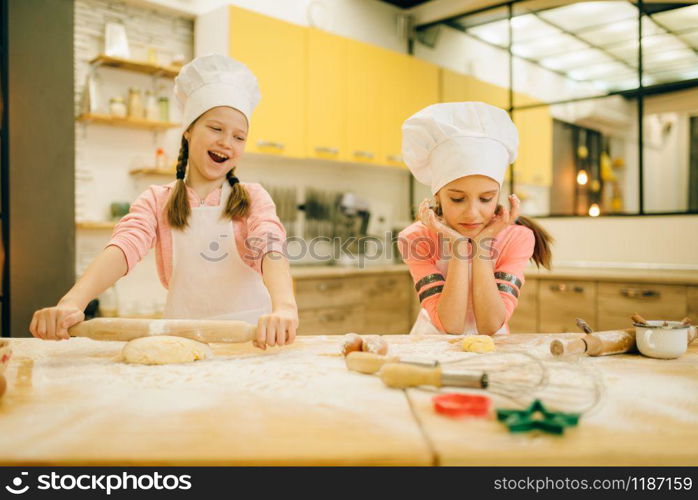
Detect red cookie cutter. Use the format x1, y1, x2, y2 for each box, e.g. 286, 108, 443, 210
432, 393, 492, 418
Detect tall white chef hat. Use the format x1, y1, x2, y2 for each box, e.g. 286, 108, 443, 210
402, 102, 518, 194
174, 53, 261, 132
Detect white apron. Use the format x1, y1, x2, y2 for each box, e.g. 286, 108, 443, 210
409, 254, 506, 336
163, 181, 272, 323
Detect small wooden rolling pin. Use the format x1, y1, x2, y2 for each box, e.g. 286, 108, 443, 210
550, 323, 697, 357
68, 318, 257, 343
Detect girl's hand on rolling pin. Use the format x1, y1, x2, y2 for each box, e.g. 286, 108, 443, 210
473, 194, 520, 245
254, 308, 298, 349
29, 305, 85, 341
418, 198, 463, 244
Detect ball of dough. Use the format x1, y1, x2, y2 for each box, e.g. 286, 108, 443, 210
461, 335, 495, 353
122, 336, 214, 365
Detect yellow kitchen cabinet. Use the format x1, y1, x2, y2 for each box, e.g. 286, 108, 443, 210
228, 6, 306, 157
379, 54, 439, 168
306, 28, 347, 161
440, 69, 508, 108
513, 103, 553, 187
345, 38, 383, 164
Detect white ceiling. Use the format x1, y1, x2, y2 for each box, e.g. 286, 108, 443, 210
455, 1, 698, 91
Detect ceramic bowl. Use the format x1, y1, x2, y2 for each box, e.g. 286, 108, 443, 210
634, 320, 689, 359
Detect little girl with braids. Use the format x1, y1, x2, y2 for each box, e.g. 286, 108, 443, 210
30, 54, 297, 349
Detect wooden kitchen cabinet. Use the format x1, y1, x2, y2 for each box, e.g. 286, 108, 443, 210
688, 286, 698, 322
295, 277, 365, 310
306, 28, 347, 161
359, 274, 413, 334
539, 280, 597, 333
597, 282, 687, 330
509, 278, 538, 333
228, 6, 306, 158
295, 272, 414, 335
298, 305, 364, 335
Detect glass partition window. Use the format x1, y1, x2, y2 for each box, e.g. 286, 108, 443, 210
419, 1, 698, 216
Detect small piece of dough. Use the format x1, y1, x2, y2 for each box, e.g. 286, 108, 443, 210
340, 333, 363, 357
362, 335, 388, 355
461, 335, 496, 353
122, 336, 214, 365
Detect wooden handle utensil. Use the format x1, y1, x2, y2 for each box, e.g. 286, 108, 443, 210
378, 363, 486, 389
550, 328, 636, 357
345, 352, 439, 374
68, 318, 257, 343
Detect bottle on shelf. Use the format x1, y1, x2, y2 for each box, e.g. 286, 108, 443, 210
127, 87, 143, 119
145, 90, 159, 121
158, 96, 170, 122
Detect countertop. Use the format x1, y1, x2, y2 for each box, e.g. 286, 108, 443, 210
291, 263, 698, 285
1, 334, 697, 466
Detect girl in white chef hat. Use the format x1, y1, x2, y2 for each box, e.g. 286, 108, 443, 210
30, 54, 297, 349
398, 102, 552, 336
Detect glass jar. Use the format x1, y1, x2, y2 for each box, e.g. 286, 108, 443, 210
109, 97, 127, 118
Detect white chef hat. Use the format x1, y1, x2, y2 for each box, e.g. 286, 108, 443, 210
402, 102, 518, 194
174, 53, 261, 132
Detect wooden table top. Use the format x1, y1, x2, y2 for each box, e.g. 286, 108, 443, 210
1, 333, 696, 466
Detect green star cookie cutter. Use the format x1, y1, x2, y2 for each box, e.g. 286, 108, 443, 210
496, 399, 580, 435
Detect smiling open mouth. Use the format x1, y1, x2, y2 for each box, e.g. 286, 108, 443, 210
208, 151, 229, 164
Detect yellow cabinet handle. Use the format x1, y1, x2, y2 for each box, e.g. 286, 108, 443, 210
257, 140, 285, 149
315, 146, 339, 155
387, 154, 403, 163
353, 150, 374, 159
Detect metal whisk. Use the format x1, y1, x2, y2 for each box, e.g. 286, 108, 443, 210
347, 351, 603, 415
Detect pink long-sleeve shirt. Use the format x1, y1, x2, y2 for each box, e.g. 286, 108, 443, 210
107, 181, 286, 289
398, 222, 535, 334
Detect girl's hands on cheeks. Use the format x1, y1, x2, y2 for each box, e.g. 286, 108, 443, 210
254, 308, 298, 350
418, 199, 462, 243
473, 194, 520, 244
29, 305, 85, 341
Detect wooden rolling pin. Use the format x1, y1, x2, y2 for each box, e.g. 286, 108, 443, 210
345, 351, 437, 374
68, 318, 257, 343
549, 326, 697, 357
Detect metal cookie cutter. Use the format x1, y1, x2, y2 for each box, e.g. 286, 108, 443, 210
496, 399, 580, 435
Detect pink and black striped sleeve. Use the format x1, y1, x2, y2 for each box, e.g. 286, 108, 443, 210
493, 225, 535, 324
398, 222, 447, 332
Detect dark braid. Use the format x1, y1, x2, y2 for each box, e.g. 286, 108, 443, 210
166, 136, 191, 229
176, 135, 188, 180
